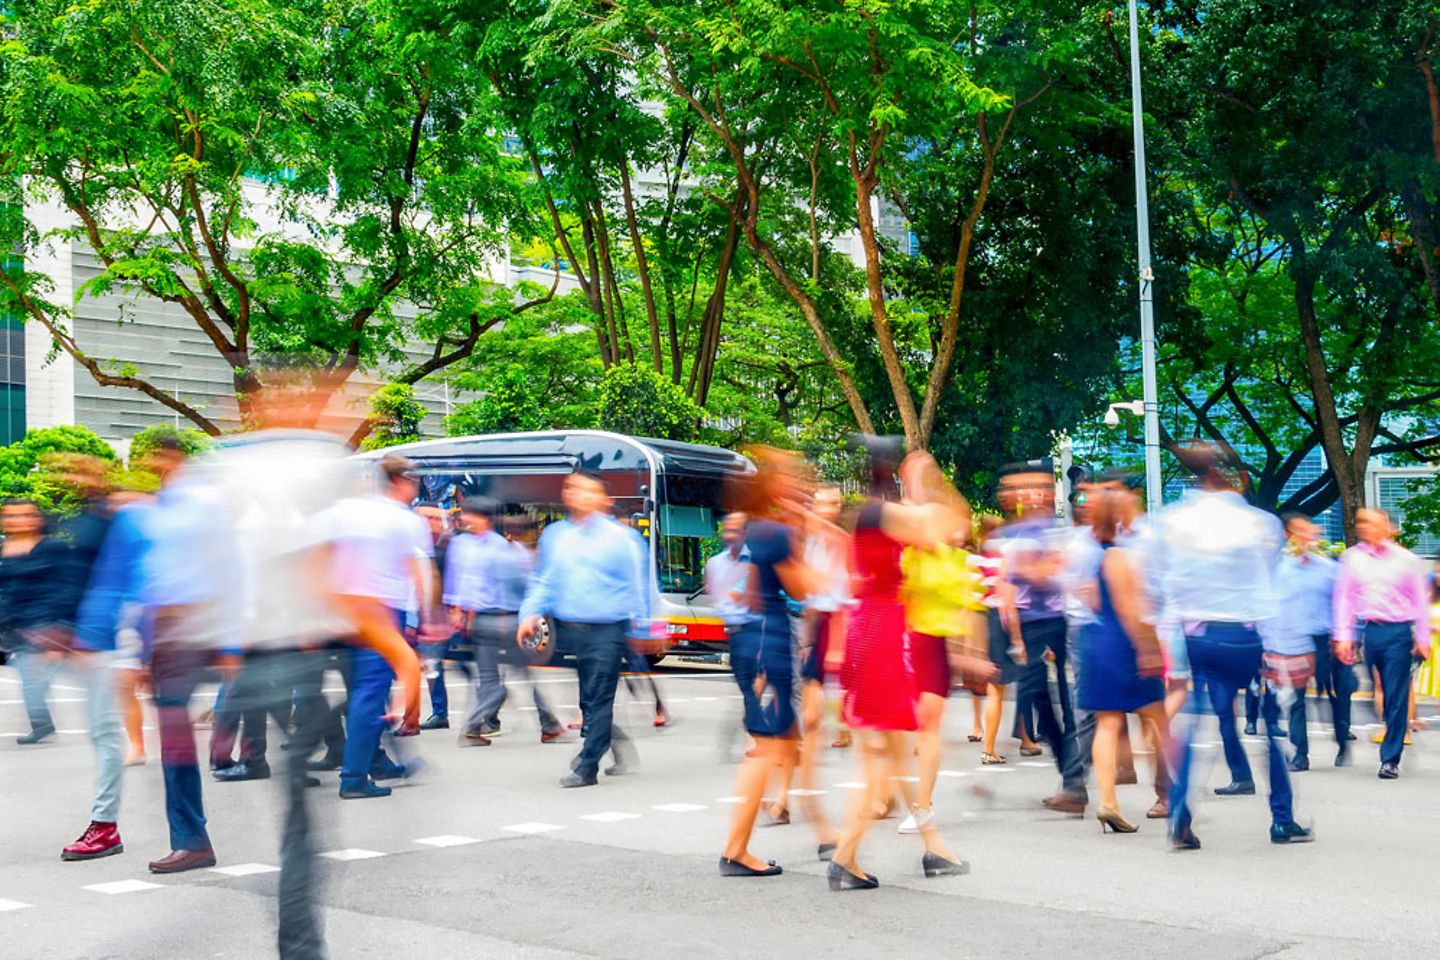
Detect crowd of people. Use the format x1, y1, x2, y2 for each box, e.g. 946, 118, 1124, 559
3, 411, 1439, 955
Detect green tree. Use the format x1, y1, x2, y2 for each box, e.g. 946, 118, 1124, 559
359, 383, 426, 451
0, 425, 117, 512
596, 361, 702, 441
0, 0, 550, 442
129, 424, 213, 462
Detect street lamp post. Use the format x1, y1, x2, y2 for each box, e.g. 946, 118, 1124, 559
1128, 0, 1163, 513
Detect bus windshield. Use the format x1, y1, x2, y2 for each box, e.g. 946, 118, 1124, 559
654, 475, 727, 597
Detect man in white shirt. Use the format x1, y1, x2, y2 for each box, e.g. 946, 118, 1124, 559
323, 454, 434, 799
705, 512, 751, 631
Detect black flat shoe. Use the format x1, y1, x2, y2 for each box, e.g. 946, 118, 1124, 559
1288, 757, 1309, 773
718, 857, 782, 877
1269, 821, 1314, 844
1243, 723, 1257, 736
1378, 761, 1399, 780
560, 772, 598, 788
1169, 825, 1201, 851
921, 852, 970, 877
817, 843, 836, 862
419, 715, 450, 730
213, 761, 271, 782
16, 726, 55, 745
827, 862, 879, 891
1213, 780, 1256, 796
307, 754, 343, 772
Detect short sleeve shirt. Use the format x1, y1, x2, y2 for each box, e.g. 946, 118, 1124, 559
745, 519, 793, 620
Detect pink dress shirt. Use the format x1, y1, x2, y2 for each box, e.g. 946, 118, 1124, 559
1332, 541, 1431, 653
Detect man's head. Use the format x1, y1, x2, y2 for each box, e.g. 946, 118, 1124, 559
1283, 512, 1320, 552
722, 512, 748, 553
1, 498, 43, 538
812, 485, 842, 524
459, 496, 498, 534
998, 464, 1054, 519
380, 454, 420, 504
562, 472, 609, 519
1355, 508, 1393, 547
145, 435, 187, 486
1173, 441, 1243, 494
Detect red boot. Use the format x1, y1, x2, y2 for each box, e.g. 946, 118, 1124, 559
61, 821, 123, 861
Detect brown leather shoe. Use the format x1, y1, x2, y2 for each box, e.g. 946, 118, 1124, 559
148, 848, 217, 874
1040, 791, 1087, 815
1116, 767, 1139, 785
1146, 798, 1169, 819
459, 731, 493, 747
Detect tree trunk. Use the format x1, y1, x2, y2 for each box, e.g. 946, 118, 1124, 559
851, 169, 921, 448
1293, 256, 1364, 542
583, 215, 618, 365
690, 209, 741, 406
620, 161, 664, 374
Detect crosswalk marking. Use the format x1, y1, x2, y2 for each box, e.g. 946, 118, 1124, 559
652, 803, 707, 813
502, 822, 564, 835
320, 849, 385, 861
414, 836, 480, 848
84, 880, 162, 895
579, 812, 641, 822
0, 899, 32, 912
209, 863, 279, 877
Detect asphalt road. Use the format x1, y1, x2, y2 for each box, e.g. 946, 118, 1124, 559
1, 662, 1436, 960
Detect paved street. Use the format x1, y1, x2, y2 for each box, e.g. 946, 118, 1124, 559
1, 663, 1436, 960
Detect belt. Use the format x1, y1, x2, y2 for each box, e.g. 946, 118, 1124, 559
554, 619, 627, 630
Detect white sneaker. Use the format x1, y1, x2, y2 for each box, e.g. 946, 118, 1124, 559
897, 806, 935, 835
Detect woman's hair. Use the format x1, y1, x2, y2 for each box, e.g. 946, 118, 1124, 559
729, 446, 806, 517
852, 434, 903, 501
1089, 487, 1124, 545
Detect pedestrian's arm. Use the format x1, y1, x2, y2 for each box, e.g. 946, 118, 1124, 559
1413, 563, 1432, 656
1332, 557, 1357, 647
518, 526, 557, 627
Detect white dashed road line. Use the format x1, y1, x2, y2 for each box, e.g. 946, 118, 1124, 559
651, 803, 707, 813
414, 836, 480, 848
84, 880, 163, 895
502, 822, 564, 835
578, 812, 641, 823
0, 899, 31, 912
210, 863, 280, 877
320, 849, 386, 861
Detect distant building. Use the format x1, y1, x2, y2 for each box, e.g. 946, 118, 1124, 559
1367, 463, 1439, 558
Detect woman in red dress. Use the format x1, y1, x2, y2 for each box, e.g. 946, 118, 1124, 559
827, 445, 970, 890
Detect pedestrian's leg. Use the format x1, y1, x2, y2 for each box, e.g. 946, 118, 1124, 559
1373, 630, 1412, 766
277, 652, 328, 960
1260, 685, 1294, 825
1289, 685, 1309, 765
1244, 676, 1260, 730
153, 647, 210, 852
1332, 653, 1356, 747
117, 668, 147, 764
209, 680, 239, 768
1093, 711, 1122, 811
339, 649, 392, 791
77, 654, 123, 825
982, 683, 1005, 757
463, 620, 506, 733
1208, 673, 1253, 785
17, 647, 58, 736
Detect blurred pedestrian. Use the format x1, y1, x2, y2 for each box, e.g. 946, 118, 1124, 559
1334, 508, 1430, 780
1156, 443, 1312, 849
518, 472, 647, 788
797, 485, 848, 854
828, 443, 971, 890
1073, 486, 1168, 834
718, 448, 809, 877
321, 453, 432, 799
451, 498, 563, 744
1272, 514, 1342, 769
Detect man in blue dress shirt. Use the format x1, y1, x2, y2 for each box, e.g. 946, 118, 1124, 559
1272, 514, 1342, 770
1153, 444, 1313, 850
518, 472, 649, 788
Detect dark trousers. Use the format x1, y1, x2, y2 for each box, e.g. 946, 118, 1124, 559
1171, 623, 1293, 830
1311, 634, 1355, 747
463, 614, 561, 734
1016, 617, 1081, 790
152, 643, 212, 852
339, 647, 394, 789
1364, 621, 1416, 766
424, 633, 473, 719
561, 620, 631, 779
210, 667, 292, 767
230, 649, 331, 960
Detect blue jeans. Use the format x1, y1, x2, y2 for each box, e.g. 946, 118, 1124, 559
562, 620, 630, 779
340, 646, 396, 789
152, 642, 211, 852
1170, 623, 1293, 831
15, 646, 60, 734
1363, 621, 1415, 766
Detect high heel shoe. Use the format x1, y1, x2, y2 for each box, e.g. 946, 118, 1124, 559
921, 852, 970, 877
719, 856, 782, 877
1097, 805, 1138, 834
827, 861, 879, 891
